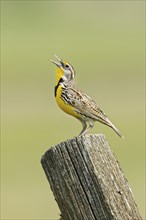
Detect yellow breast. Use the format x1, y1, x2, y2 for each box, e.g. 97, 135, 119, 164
55, 85, 79, 118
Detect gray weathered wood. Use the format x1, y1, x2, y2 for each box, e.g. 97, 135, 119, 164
41, 134, 142, 220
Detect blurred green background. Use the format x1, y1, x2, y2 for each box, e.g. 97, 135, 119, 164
1, 1, 145, 220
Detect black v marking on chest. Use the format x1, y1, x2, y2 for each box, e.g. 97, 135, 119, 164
54, 77, 64, 97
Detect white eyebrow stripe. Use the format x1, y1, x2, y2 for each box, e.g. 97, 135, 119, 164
68, 64, 75, 79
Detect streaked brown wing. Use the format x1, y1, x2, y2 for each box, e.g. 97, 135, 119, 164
70, 87, 109, 123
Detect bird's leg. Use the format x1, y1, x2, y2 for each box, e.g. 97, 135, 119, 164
79, 120, 94, 136
78, 119, 87, 136
82, 121, 94, 135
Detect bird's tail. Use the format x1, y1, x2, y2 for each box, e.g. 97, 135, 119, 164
106, 118, 124, 138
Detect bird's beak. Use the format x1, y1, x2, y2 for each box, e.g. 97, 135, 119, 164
50, 59, 61, 67
50, 55, 63, 68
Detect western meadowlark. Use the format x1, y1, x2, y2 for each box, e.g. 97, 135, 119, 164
50, 55, 123, 138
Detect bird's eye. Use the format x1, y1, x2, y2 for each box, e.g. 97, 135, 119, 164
65, 64, 69, 68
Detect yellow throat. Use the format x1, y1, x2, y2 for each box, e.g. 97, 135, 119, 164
55, 67, 64, 86
54, 66, 79, 119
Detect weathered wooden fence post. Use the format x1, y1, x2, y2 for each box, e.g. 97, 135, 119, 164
41, 134, 142, 220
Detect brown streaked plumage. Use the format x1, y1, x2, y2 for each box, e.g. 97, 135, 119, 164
50, 55, 124, 138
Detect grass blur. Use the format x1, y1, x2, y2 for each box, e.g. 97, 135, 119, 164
1, 1, 145, 220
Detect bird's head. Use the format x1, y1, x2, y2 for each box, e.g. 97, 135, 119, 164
50, 55, 75, 83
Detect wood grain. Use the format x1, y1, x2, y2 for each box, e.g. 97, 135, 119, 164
41, 134, 142, 220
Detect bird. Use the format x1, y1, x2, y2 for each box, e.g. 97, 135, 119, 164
50, 55, 123, 138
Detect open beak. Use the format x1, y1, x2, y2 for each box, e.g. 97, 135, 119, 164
50, 59, 61, 67
50, 55, 63, 68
